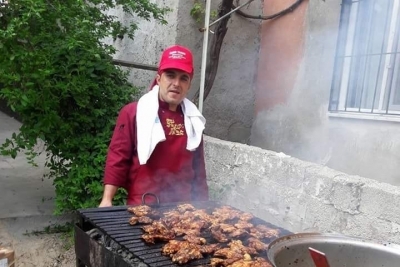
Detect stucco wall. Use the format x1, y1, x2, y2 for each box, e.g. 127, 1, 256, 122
103, 0, 180, 91
327, 118, 400, 186
180, 0, 262, 144
254, 0, 309, 113
204, 135, 400, 244
251, 0, 337, 166
250, 0, 400, 185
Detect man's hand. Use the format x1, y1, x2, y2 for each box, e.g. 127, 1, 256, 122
99, 184, 119, 207
99, 199, 113, 207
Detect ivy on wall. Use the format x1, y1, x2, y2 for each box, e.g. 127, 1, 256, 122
190, 0, 218, 23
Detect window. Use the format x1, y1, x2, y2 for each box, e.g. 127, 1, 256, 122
329, 0, 400, 115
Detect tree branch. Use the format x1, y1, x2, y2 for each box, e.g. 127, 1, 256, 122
233, 0, 304, 21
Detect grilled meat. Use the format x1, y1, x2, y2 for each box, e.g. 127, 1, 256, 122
163, 210, 181, 218
142, 221, 169, 234
199, 243, 221, 254
212, 256, 272, 267
130, 216, 153, 225
177, 203, 196, 213
229, 228, 248, 238
211, 227, 229, 243
184, 228, 202, 237
161, 211, 181, 228
127, 205, 151, 217
127, 205, 160, 218
141, 232, 175, 244
212, 206, 241, 222
211, 253, 252, 267
173, 223, 204, 236
214, 257, 245, 267
235, 220, 254, 230
172, 216, 208, 236
185, 219, 208, 230
210, 258, 226, 267
214, 247, 244, 259
229, 240, 258, 256
183, 235, 207, 245
138, 216, 153, 224
247, 237, 268, 252
251, 257, 272, 267
219, 223, 237, 233
239, 212, 254, 222
141, 224, 157, 235
141, 220, 175, 243
213, 240, 257, 263
171, 242, 203, 264
129, 216, 139, 225
229, 260, 252, 267
162, 239, 219, 260
132, 203, 281, 266
255, 225, 280, 238
249, 228, 264, 239
192, 209, 212, 220
162, 240, 191, 256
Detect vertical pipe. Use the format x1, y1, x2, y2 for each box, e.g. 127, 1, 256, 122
198, 0, 211, 113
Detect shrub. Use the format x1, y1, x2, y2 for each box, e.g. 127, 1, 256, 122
0, 0, 169, 213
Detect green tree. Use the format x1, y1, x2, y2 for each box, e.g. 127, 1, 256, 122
0, 0, 169, 214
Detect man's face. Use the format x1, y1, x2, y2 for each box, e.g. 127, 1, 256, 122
157, 69, 191, 111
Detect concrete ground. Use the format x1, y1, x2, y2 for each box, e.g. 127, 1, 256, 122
0, 111, 74, 266
0, 111, 56, 219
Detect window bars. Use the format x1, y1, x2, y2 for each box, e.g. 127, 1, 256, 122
329, 0, 400, 115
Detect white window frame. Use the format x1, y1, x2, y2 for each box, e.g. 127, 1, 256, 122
331, 0, 400, 116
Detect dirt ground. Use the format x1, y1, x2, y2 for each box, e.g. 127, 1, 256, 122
0, 221, 75, 267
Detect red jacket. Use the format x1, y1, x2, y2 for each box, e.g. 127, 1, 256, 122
104, 100, 209, 205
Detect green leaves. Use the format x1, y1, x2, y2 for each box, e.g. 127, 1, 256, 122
0, 0, 167, 214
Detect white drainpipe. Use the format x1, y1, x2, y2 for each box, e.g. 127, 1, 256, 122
198, 0, 211, 114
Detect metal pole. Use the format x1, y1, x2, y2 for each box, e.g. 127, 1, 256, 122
199, 0, 211, 113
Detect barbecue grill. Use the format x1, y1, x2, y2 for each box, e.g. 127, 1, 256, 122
74, 201, 291, 267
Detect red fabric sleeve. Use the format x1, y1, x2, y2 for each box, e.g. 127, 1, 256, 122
191, 137, 209, 201
103, 102, 137, 189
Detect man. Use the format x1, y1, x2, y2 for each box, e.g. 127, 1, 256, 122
99, 44, 209, 206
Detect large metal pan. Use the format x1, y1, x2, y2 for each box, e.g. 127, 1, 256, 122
267, 233, 400, 267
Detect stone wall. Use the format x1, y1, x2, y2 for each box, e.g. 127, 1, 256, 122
103, 0, 180, 91
204, 135, 400, 244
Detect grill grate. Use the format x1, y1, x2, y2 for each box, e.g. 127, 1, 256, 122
77, 201, 291, 267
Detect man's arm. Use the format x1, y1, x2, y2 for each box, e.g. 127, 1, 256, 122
99, 185, 119, 207
100, 103, 137, 207
191, 138, 209, 201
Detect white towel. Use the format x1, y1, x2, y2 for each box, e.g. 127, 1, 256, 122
136, 85, 206, 165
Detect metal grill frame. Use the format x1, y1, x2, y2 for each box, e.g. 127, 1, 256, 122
74, 201, 292, 267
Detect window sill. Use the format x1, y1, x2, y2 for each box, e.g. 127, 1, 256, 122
328, 112, 400, 123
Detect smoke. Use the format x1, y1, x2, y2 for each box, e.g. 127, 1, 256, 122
249, 0, 400, 186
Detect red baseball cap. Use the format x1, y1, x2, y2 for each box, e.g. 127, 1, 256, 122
149, 45, 194, 90
158, 45, 194, 75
